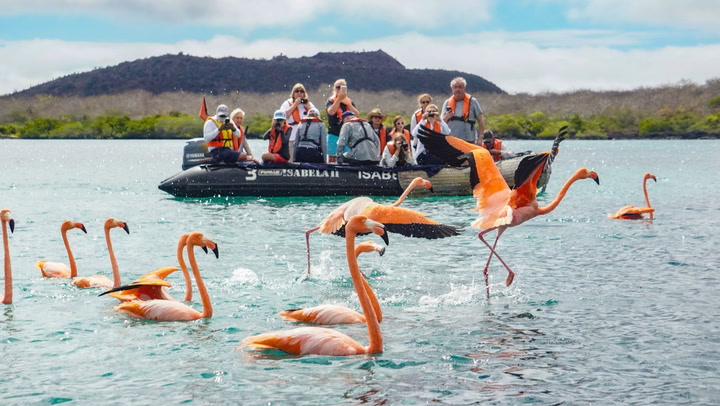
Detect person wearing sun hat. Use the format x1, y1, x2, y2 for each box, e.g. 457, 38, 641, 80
261, 110, 293, 163
203, 104, 255, 163
366, 108, 390, 156
335, 110, 380, 165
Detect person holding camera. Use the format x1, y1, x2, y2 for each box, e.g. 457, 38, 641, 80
203, 104, 255, 164
441, 77, 485, 145
381, 117, 416, 167
410, 93, 432, 133
261, 110, 293, 163
280, 83, 317, 161
326, 79, 360, 163
412, 104, 451, 165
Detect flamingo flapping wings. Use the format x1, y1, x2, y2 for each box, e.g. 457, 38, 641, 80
417, 126, 599, 296
73, 218, 129, 288
305, 177, 460, 275
113, 232, 218, 321
279, 241, 385, 325
608, 173, 657, 220
2, 209, 15, 304
240, 216, 388, 356
35, 220, 87, 278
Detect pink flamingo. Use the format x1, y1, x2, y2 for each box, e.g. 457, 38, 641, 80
1, 209, 15, 304
417, 127, 599, 296
305, 177, 459, 275
35, 220, 87, 278
73, 218, 129, 288
608, 173, 656, 219
114, 232, 218, 321
278, 240, 385, 325
240, 215, 388, 356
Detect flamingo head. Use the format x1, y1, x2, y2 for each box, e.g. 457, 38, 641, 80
105, 218, 130, 234
62, 220, 87, 234
644, 173, 657, 183
1, 209, 13, 233
578, 169, 600, 185
188, 232, 219, 258
347, 216, 390, 246
356, 240, 386, 257
411, 177, 434, 193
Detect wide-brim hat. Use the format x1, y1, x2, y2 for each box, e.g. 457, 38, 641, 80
366, 108, 386, 121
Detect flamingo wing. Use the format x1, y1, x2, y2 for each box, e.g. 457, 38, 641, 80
115, 299, 201, 321
35, 261, 71, 278
608, 205, 655, 219
240, 326, 366, 356
73, 275, 113, 288
360, 204, 461, 239
279, 304, 367, 325
99, 266, 178, 301
416, 125, 481, 166
317, 197, 373, 234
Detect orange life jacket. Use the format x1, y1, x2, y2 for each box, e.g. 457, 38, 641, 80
447, 93, 473, 122
388, 128, 411, 147
481, 138, 503, 162
206, 118, 234, 149
286, 98, 302, 125
267, 123, 292, 154
232, 125, 245, 152
329, 96, 354, 121
413, 109, 423, 127
422, 120, 441, 133
375, 126, 389, 156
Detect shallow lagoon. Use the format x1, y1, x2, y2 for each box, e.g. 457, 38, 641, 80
1, 139, 719, 405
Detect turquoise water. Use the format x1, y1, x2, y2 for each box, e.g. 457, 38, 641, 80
1, 139, 719, 405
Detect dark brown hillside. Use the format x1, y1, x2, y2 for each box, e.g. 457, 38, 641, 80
8, 50, 504, 98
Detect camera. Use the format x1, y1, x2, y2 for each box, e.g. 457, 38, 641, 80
428, 112, 436, 118
340, 85, 347, 91
301, 98, 308, 104
224, 118, 230, 124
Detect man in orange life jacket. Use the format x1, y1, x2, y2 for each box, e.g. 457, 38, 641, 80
441, 77, 485, 145
203, 104, 254, 163
261, 110, 293, 163
481, 130, 515, 162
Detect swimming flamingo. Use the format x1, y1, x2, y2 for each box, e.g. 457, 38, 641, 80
114, 232, 218, 321
240, 215, 388, 356
305, 177, 460, 275
1, 209, 15, 304
278, 241, 385, 325
73, 218, 129, 288
417, 127, 599, 296
99, 233, 195, 302
608, 173, 656, 220
35, 220, 87, 278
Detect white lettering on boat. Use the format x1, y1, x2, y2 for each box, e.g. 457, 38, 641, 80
282, 169, 339, 178
245, 169, 257, 181
358, 171, 397, 180
258, 169, 284, 177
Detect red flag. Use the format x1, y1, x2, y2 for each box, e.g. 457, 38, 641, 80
199, 97, 208, 120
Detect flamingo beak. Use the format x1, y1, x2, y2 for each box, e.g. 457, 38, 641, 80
211, 245, 219, 258
380, 231, 389, 246
79, 224, 87, 233
201, 246, 208, 254
593, 175, 600, 185
9, 219, 14, 233
122, 223, 130, 234
378, 246, 386, 256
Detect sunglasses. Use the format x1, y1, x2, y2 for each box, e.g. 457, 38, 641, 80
396, 122, 404, 125
371, 116, 382, 119
420, 101, 430, 104
427, 110, 438, 114
294, 89, 305, 93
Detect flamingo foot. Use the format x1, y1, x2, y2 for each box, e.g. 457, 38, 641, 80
505, 272, 515, 287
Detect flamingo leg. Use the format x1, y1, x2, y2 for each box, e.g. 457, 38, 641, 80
477, 228, 515, 290
305, 227, 320, 278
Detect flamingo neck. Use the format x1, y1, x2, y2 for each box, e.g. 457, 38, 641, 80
2, 221, 11, 304
345, 230, 382, 353
105, 227, 121, 287
643, 178, 653, 219
187, 243, 211, 318
391, 180, 420, 207
536, 170, 584, 216
177, 236, 192, 301
62, 229, 78, 278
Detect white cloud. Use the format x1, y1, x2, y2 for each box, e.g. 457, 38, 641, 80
2, 26, 720, 95
567, 0, 720, 33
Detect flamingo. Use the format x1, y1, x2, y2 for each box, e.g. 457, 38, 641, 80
608, 173, 657, 220
99, 233, 195, 302
1, 209, 15, 305
305, 177, 460, 275
35, 220, 87, 278
114, 232, 218, 321
240, 215, 388, 356
73, 218, 129, 288
278, 241, 385, 325
417, 127, 599, 296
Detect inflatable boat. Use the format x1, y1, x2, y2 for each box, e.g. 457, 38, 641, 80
158, 138, 552, 198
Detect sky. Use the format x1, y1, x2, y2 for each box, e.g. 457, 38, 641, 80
1, 0, 719, 96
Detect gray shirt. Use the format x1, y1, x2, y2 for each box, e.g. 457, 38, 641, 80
441, 96, 483, 143
295, 120, 328, 159
337, 120, 380, 162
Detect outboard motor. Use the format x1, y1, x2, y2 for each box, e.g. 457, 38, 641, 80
182, 138, 214, 170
